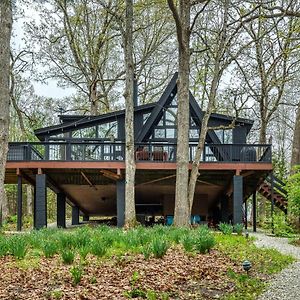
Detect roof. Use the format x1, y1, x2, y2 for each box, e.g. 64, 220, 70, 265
34, 73, 254, 140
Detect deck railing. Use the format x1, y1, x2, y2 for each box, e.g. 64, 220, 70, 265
7, 141, 272, 163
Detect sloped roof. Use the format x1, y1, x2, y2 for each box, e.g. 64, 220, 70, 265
34, 72, 253, 141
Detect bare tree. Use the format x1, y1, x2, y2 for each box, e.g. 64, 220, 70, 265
0, 0, 12, 220
123, 0, 136, 226
167, 0, 191, 226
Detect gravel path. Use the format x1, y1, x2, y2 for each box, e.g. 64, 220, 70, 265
250, 232, 300, 300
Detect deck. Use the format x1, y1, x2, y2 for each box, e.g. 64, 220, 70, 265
5, 141, 273, 229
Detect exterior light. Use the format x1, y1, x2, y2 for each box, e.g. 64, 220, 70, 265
245, 230, 249, 239
242, 260, 252, 274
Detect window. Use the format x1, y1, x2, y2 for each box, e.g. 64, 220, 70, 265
143, 113, 151, 125
166, 128, 176, 138
154, 128, 165, 138
215, 129, 232, 144
165, 108, 177, 126
189, 129, 199, 139
72, 126, 96, 138
98, 121, 118, 139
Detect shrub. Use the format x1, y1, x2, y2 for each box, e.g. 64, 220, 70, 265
90, 241, 107, 257
181, 235, 195, 252
70, 265, 83, 285
142, 244, 152, 260
218, 222, 233, 235
42, 241, 58, 258
73, 231, 90, 248
195, 232, 215, 254
61, 249, 75, 264
8, 236, 27, 259
79, 246, 89, 260
151, 238, 169, 258
286, 166, 300, 217
0, 237, 8, 257
59, 234, 76, 250
273, 214, 295, 237
233, 223, 244, 235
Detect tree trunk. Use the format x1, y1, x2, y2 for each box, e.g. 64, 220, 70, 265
0, 0, 12, 220
259, 118, 267, 144
168, 0, 191, 227
90, 81, 99, 115
123, 0, 136, 226
291, 101, 300, 169
187, 0, 229, 214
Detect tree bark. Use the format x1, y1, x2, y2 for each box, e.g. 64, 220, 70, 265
168, 0, 191, 227
291, 101, 300, 169
123, 0, 136, 226
0, 0, 12, 220
187, 0, 229, 213
90, 81, 99, 115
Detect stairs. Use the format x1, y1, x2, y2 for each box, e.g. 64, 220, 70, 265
257, 176, 288, 214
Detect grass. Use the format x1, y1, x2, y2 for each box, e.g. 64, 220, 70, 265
0, 225, 294, 299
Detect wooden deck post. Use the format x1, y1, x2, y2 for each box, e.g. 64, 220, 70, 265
57, 193, 66, 228
17, 175, 23, 231
233, 175, 243, 225
34, 174, 47, 229
270, 172, 274, 234
252, 192, 257, 232
72, 206, 80, 225
117, 179, 125, 227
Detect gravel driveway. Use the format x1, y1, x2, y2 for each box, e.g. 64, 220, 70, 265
250, 232, 300, 300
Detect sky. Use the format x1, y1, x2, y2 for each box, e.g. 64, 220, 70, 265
13, 3, 75, 99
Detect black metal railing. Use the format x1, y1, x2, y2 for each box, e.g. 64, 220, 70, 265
7, 141, 272, 163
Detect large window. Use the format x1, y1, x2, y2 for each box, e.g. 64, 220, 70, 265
72, 126, 96, 138
98, 121, 118, 139
215, 129, 232, 144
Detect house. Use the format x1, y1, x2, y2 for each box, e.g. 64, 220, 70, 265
5, 73, 287, 230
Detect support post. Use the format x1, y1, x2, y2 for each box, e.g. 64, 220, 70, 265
72, 206, 80, 225
233, 175, 243, 225
34, 174, 47, 229
253, 192, 257, 232
83, 215, 89, 222
117, 179, 125, 227
57, 193, 66, 228
17, 175, 23, 231
271, 172, 274, 234
221, 197, 229, 223
245, 198, 248, 230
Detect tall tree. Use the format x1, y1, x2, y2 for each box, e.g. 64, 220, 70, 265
168, 0, 191, 226
235, 9, 299, 144
123, 0, 136, 226
0, 0, 12, 220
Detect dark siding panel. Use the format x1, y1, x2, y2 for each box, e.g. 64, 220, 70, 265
233, 175, 243, 225
34, 174, 47, 229
72, 206, 80, 225
233, 127, 247, 144
117, 179, 125, 227
57, 193, 66, 228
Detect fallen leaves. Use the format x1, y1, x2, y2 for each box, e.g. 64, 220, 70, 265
0, 247, 240, 300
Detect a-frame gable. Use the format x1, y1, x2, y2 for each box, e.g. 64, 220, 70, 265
136, 72, 224, 145
136, 72, 178, 143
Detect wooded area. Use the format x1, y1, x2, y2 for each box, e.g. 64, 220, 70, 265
1, 0, 300, 227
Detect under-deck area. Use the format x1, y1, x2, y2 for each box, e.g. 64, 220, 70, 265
5, 150, 272, 229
